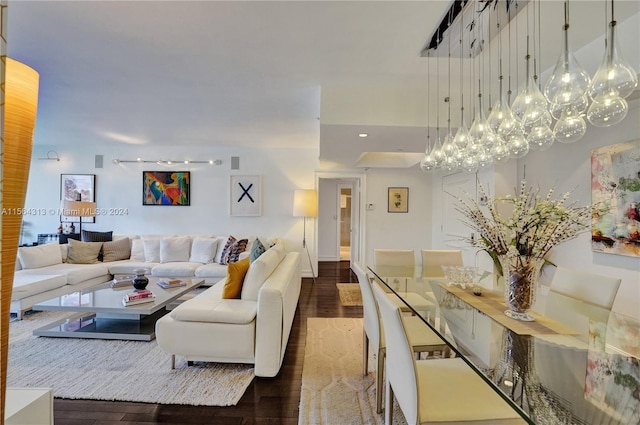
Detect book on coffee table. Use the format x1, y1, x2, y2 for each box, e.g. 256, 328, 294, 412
156, 279, 186, 289
122, 295, 156, 306
122, 290, 155, 306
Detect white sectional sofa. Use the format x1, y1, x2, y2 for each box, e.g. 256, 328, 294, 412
155, 243, 301, 377
11, 234, 264, 318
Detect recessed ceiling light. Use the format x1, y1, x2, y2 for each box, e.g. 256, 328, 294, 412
358, 133, 368, 138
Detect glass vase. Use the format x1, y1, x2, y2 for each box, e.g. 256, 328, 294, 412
499, 255, 544, 321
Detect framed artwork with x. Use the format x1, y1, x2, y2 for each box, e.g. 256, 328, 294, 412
230, 175, 262, 216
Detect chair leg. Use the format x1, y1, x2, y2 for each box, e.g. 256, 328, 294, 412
170, 355, 175, 369
376, 347, 385, 413
385, 379, 394, 425
363, 331, 369, 376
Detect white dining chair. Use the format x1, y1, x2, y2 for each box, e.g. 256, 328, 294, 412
372, 281, 524, 425
352, 262, 447, 413
421, 249, 464, 278
549, 266, 621, 309
374, 249, 435, 320
544, 266, 621, 339
374, 249, 416, 267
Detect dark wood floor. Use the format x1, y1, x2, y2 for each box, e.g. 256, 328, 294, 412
53, 261, 361, 425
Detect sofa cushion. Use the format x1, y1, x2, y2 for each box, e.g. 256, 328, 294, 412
82, 229, 113, 243
194, 262, 228, 279
241, 246, 283, 301
12, 273, 67, 300
170, 296, 257, 324
19, 263, 110, 285
67, 239, 103, 264
189, 237, 219, 263
143, 238, 161, 262
222, 257, 250, 299
151, 262, 202, 277
130, 239, 145, 261
18, 243, 63, 269
108, 261, 155, 275
250, 239, 267, 263
102, 237, 131, 262
160, 236, 191, 263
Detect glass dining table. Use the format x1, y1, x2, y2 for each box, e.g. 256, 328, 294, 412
367, 264, 640, 425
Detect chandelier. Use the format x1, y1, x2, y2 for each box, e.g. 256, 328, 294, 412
420, 0, 637, 174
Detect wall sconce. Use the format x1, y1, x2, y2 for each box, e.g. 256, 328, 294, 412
37, 150, 60, 161
112, 158, 223, 165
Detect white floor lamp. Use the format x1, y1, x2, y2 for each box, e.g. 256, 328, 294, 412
293, 189, 318, 284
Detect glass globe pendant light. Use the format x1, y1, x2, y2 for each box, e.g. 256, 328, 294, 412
420, 134, 439, 172
554, 109, 587, 143
544, 0, 591, 120
587, 0, 637, 127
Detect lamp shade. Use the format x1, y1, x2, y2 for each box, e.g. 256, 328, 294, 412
61, 200, 96, 217
293, 189, 318, 218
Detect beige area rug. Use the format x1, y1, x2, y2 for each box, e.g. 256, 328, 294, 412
8, 311, 254, 406
336, 283, 363, 306
298, 317, 407, 425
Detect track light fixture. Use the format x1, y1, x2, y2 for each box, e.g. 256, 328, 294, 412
112, 158, 222, 165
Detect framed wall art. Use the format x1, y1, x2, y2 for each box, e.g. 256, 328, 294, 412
591, 139, 640, 258
60, 174, 95, 223
388, 187, 409, 213
230, 175, 261, 216
143, 171, 190, 206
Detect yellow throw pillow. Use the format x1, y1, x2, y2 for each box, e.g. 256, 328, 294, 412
222, 257, 250, 299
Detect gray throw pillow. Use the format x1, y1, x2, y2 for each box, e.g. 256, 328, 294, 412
67, 239, 103, 264
102, 238, 131, 262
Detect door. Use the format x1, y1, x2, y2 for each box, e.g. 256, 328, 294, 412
337, 184, 352, 261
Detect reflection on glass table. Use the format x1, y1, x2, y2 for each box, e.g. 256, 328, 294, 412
367, 264, 639, 425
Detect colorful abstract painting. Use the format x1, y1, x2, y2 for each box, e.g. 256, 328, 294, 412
591, 140, 640, 257
143, 171, 190, 206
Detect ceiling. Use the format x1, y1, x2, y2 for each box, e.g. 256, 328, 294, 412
8, 1, 640, 170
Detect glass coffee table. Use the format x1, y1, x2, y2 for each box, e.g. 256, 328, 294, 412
32, 278, 204, 341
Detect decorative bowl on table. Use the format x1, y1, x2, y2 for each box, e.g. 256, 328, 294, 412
441, 266, 479, 289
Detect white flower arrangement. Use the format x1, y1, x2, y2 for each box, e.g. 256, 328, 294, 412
454, 181, 593, 274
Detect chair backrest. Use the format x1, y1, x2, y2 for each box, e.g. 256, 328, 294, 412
374, 249, 415, 267
371, 281, 419, 424
546, 267, 621, 336
550, 266, 621, 309
352, 262, 381, 350
421, 249, 463, 278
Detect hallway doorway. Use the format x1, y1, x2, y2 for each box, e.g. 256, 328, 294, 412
339, 185, 352, 261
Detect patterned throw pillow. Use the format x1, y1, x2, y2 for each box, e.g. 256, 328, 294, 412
221, 238, 248, 265
218, 236, 237, 265
250, 239, 266, 263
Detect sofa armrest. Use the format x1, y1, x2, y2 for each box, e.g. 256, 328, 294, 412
254, 252, 301, 377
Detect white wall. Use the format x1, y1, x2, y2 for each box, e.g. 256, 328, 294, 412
318, 178, 339, 261
362, 168, 433, 267
23, 143, 320, 275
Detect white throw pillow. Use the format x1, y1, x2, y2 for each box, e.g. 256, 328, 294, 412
130, 239, 145, 261
143, 238, 161, 263
18, 243, 62, 269
160, 236, 191, 263
189, 237, 219, 263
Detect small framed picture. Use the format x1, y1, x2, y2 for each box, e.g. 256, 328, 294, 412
230, 175, 262, 216
388, 187, 409, 213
